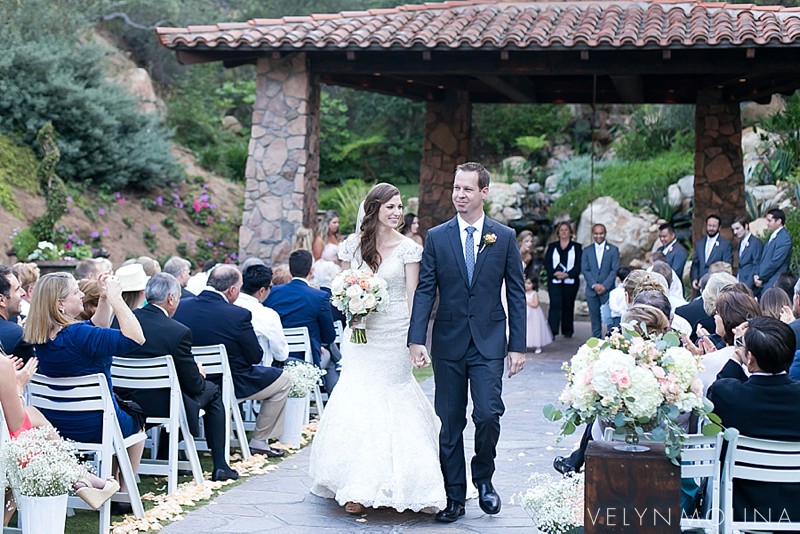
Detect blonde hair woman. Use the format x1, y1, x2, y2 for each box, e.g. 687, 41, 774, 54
313, 210, 342, 261
24, 272, 146, 494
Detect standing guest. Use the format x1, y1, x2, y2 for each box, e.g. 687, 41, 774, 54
234, 265, 289, 367
544, 222, 582, 338
116, 263, 148, 310
731, 216, 763, 290
163, 256, 195, 298
12, 262, 39, 319
754, 208, 793, 293
174, 265, 290, 458
0, 266, 33, 361
266, 250, 337, 369
759, 286, 794, 323
690, 214, 733, 292
403, 213, 424, 246
517, 230, 534, 275
581, 224, 620, 338
525, 274, 552, 354
608, 266, 632, 330
707, 316, 800, 525
658, 223, 688, 281
313, 210, 342, 262
117, 273, 238, 481
24, 272, 146, 495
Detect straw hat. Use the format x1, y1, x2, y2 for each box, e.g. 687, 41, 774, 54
116, 263, 148, 292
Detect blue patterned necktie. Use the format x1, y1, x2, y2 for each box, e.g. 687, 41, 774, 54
465, 226, 476, 284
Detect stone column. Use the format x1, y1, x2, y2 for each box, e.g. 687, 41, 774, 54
693, 90, 744, 243
418, 90, 471, 232
239, 53, 320, 264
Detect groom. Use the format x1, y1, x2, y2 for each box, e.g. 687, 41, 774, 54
408, 162, 526, 523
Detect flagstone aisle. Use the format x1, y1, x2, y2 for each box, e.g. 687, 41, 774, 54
163, 323, 590, 533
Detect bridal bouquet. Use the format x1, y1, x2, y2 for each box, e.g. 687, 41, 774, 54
330, 269, 389, 343
544, 326, 717, 462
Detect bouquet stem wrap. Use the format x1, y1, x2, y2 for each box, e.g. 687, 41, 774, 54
350, 315, 367, 344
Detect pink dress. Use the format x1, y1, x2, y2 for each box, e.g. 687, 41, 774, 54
526, 291, 553, 349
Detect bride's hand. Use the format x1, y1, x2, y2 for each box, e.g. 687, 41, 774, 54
408, 344, 430, 369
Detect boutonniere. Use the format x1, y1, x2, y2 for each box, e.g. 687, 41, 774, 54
605, 245, 609, 251
479, 233, 497, 254
715, 241, 719, 248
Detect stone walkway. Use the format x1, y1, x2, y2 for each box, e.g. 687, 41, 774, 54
164, 322, 590, 533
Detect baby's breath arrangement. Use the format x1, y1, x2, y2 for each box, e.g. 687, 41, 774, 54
514, 473, 584, 534
284, 360, 326, 398
0, 427, 86, 496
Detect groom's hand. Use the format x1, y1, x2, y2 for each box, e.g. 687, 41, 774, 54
506, 351, 525, 378
409, 343, 431, 369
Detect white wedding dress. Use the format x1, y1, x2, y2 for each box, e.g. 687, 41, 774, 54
309, 234, 447, 513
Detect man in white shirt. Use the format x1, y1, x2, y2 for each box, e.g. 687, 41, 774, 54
234, 264, 289, 367
580, 224, 620, 338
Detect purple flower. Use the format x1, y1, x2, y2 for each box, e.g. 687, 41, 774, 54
90, 231, 99, 239
149, 225, 156, 231
114, 192, 121, 198
230, 252, 238, 260
156, 196, 163, 207
102, 228, 109, 236
66, 196, 73, 203
218, 241, 224, 246
98, 208, 106, 215
220, 217, 226, 222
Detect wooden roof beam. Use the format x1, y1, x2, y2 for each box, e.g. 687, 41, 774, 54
609, 75, 644, 104
476, 76, 536, 103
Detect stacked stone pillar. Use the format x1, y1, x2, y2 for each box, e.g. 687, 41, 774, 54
239, 54, 320, 264
418, 90, 472, 232
693, 90, 744, 242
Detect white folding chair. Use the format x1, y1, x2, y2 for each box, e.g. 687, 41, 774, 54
111, 356, 204, 494
283, 326, 325, 421
27, 373, 146, 534
333, 320, 344, 347
722, 428, 800, 533
190, 345, 251, 460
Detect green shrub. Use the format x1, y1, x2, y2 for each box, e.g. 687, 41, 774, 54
473, 104, 569, 157
616, 105, 695, 161
783, 208, 800, 275
0, 39, 179, 190
319, 179, 371, 234
0, 134, 39, 216
551, 150, 693, 220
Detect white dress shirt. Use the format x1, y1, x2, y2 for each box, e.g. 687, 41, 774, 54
738, 232, 751, 256
233, 292, 289, 365
457, 213, 484, 263
704, 234, 718, 262
594, 241, 606, 268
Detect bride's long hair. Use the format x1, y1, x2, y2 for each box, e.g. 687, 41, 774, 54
359, 183, 401, 271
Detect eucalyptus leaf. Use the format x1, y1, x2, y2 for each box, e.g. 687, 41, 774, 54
702, 424, 723, 437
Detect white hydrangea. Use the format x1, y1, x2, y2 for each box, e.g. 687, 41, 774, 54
662, 346, 702, 390
625, 366, 664, 420
589, 349, 635, 400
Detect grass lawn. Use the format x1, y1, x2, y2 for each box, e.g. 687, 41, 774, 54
413, 366, 433, 382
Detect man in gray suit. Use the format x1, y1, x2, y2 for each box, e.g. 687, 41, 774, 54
581, 224, 620, 338
754, 208, 793, 293
732, 216, 763, 290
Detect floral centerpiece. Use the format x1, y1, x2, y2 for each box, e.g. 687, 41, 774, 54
25, 240, 92, 261
514, 473, 584, 534
284, 360, 326, 399
0, 427, 86, 497
330, 269, 389, 343
544, 325, 719, 462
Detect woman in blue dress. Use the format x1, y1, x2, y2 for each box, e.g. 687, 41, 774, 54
24, 271, 146, 493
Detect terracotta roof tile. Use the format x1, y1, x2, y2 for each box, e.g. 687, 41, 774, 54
156, 1, 800, 51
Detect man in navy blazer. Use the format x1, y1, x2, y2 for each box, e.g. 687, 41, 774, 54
658, 223, 688, 280
116, 273, 237, 481
731, 217, 764, 290
173, 264, 290, 457
690, 214, 733, 291
581, 224, 620, 338
265, 249, 337, 371
408, 162, 526, 523
754, 208, 793, 293
707, 316, 800, 525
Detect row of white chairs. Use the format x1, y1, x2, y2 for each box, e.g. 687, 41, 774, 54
601, 427, 800, 533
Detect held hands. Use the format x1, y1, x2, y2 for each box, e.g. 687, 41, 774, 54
507, 351, 525, 378
408, 343, 431, 369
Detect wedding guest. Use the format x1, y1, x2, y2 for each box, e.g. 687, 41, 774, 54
649, 252, 684, 301
731, 216, 763, 290
271, 264, 291, 286
544, 222, 582, 338
517, 229, 534, 271
608, 266, 631, 330
135, 256, 161, 277
0, 266, 32, 360
690, 214, 733, 292
775, 271, 797, 303
234, 265, 289, 367
313, 210, 342, 261
525, 274, 552, 354
77, 279, 100, 321
675, 273, 715, 343
754, 208, 793, 293
657, 223, 688, 281
12, 262, 39, 319
163, 256, 195, 298
75, 258, 108, 281
24, 272, 146, 496
116, 263, 148, 310
403, 213, 424, 246
759, 286, 793, 323
707, 315, 800, 525
294, 226, 315, 253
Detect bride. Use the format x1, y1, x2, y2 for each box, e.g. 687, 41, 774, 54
309, 183, 446, 514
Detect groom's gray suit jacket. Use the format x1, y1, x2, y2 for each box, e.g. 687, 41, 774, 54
407, 215, 526, 359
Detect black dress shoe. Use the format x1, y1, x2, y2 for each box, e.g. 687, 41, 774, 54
250, 445, 285, 458
212, 466, 240, 482
476, 482, 501, 515
553, 455, 577, 475
435, 500, 465, 523
110, 501, 133, 515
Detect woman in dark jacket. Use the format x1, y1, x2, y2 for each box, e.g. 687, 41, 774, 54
544, 222, 582, 338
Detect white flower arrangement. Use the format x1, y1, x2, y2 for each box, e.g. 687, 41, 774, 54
545, 325, 717, 462
284, 360, 326, 398
26, 241, 63, 261
329, 269, 389, 343
0, 426, 86, 497
514, 472, 584, 534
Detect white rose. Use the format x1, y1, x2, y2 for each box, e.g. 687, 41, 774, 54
349, 298, 365, 314
345, 284, 362, 298
362, 293, 377, 309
